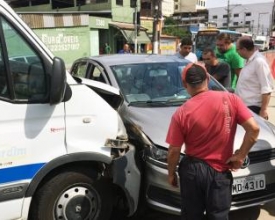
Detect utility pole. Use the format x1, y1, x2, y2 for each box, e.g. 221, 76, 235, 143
227, 0, 230, 29
271, 0, 275, 36
131, 0, 138, 53
152, 0, 161, 54
134, 5, 138, 53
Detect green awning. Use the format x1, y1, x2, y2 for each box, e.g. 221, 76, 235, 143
122, 29, 151, 44
110, 22, 151, 44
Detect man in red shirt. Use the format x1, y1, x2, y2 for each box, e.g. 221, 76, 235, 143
166, 63, 259, 220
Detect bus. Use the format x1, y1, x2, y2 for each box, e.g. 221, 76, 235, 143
195, 29, 242, 60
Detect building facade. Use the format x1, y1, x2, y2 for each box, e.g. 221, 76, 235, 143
208, 2, 274, 37
6, 0, 152, 67
174, 0, 206, 13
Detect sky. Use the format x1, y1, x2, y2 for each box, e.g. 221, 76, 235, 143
206, 0, 273, 8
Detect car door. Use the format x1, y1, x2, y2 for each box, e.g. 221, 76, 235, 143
0, 14, 66, 219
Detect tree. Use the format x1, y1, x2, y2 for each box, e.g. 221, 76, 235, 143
162, 17, 190, 38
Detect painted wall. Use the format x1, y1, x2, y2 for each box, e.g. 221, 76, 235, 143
34, 27, 90, 69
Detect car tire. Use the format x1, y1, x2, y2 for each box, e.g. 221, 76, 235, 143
29, 168, 113, 220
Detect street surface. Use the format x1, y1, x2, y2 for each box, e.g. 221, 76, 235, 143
118, 84, 275, 220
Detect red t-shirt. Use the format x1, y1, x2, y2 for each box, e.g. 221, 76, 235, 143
166, 90, 252, 172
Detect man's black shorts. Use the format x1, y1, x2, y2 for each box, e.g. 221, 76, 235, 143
178, 156, 233, 220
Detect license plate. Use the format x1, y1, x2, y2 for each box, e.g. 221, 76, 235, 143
232, 174, 266, 195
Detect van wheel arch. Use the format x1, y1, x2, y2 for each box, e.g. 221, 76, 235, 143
28, 166, 113, 220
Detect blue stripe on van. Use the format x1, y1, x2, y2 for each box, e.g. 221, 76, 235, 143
0, 163, 45, 184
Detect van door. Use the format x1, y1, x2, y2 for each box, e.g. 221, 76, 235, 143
0, 15, 66, 219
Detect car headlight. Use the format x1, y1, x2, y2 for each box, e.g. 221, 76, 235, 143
146, 144, 168, 163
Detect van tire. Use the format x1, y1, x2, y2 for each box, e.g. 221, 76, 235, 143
29, 168, 113, 220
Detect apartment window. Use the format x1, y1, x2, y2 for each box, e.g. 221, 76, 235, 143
246, 21, 251, 25
245, 12, 251, 16
213, 15, 217, 19
223, 15, 228, 18
222, 23, 227, 26
233, 22, 239, 26
175, 5, 178, 10
116, 0, 123, 5
233, 14, 239, 18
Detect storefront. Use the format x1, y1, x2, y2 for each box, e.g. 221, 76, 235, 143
89, 17, 111, 55
20, 13, 90, 69
109, 22, 151, 53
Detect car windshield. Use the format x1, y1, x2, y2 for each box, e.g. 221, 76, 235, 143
110, 62, 225, 106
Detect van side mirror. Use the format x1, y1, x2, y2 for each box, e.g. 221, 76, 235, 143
50, 57, 66, 105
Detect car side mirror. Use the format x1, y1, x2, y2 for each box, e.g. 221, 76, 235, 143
50, 57, 67, 105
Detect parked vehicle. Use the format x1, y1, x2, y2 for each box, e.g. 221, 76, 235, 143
254, 35, 270, 51
0, 2, 140, 220
70, 54, 275, 216
9, 55, 40, 64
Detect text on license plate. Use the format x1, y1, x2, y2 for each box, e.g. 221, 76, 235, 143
232, 174, 266, 195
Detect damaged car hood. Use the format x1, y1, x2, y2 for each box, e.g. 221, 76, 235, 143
125, 105, 275, 151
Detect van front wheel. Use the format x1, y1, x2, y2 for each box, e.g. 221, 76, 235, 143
29, 168, 113, 220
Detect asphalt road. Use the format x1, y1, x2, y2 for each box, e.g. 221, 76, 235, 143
116, 201, 275, 220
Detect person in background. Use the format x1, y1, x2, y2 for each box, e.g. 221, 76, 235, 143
118, 43, 131, 54
215, 33, 244, 89
235, 36, 274, 119
166, 62, 259, 220
104, 43, 111, 54
202, 47, 231, 88
175, 37, 198, 63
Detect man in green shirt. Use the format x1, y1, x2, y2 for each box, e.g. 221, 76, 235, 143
215, 33, 244, 89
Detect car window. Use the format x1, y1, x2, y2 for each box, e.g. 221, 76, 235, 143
10, 57, 25, 63
26, 56, 40, 64
90, 65, 105, 83
71, 62, 87, 78
0, 17, 47, 101
111, 62, 225, 105
111, 62, 188, 103
0, 44, 8, 98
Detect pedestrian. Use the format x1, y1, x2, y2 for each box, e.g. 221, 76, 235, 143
104, 43, 111, 54
235, 36, 274, 119
166, 63, 259, 220
202, 47, 231, 88
175, 37, 198, 63
118, 43, 131, 54
215, 33, 244, 89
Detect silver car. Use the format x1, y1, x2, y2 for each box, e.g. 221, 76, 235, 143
70, 54, 275, 216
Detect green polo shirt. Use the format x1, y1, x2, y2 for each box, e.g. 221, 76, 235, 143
215, 44, 244, 89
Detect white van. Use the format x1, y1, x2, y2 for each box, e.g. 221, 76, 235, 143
254, 35, 270, 51
0, 1, 140, 220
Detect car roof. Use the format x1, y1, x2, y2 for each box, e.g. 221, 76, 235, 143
75, 54, 190, 66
